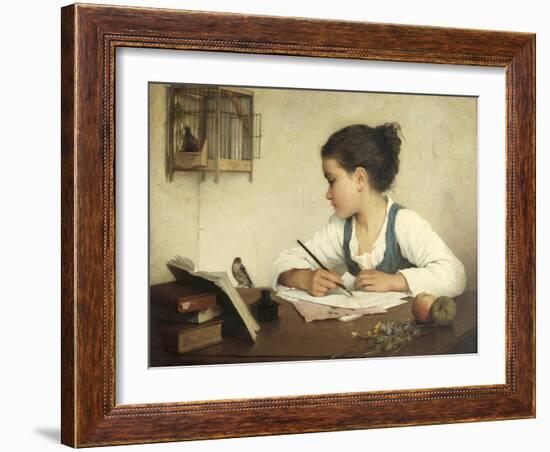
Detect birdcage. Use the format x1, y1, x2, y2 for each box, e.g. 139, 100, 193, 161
167, 84, 262, 182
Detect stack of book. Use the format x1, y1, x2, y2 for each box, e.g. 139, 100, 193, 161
151, 281, 225, 354
166, 256, 260, 341
150, 256, 260, 355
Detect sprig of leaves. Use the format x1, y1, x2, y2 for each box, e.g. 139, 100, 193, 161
352, 320, 422, 356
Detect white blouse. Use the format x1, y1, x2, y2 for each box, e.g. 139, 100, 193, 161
272, 196, 467, 298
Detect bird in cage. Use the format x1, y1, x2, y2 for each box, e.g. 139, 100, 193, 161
180, 125, 199, 152
232, 257, 254, 288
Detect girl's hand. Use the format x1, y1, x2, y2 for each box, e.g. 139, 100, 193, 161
354, 270, 407, 292
306, 269, 343, 297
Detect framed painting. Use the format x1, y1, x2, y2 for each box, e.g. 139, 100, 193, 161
61, 3, 535, 447
145, 81, 478, 368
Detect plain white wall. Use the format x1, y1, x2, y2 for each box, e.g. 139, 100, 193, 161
1, 1, 546, 452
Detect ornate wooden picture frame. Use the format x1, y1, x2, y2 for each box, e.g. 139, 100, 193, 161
61, 3, 535, 447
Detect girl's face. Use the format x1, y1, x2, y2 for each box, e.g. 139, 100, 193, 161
322, 158, 361, 219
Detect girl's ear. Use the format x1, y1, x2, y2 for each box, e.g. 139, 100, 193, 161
354, 167, 369, 191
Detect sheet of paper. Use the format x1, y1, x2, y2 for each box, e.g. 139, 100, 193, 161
286, 298, 388, 323
276, 286, 409, 310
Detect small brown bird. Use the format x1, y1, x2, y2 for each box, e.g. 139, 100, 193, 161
181, 125, 198, 152
232, 257, 254, 288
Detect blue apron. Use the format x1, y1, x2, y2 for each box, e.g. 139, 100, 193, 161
343, 202, 414, 276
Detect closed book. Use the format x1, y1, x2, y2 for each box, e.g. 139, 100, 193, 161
150, 281, 218, 313
181, 305, 224, 324
161, 320, 224, 354
154, 304, 223, 324
176, 292, 217, 313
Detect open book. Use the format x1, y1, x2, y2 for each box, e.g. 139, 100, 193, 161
167, 256, 260, 341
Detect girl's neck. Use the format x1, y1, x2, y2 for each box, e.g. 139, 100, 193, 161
354, 193, 388, 232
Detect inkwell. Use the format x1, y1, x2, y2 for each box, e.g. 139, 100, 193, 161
251, 289, 280, 322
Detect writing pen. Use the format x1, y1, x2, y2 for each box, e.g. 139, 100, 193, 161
297, 239, 354, 297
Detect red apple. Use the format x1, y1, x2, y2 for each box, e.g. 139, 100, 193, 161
412, 292, 436, 324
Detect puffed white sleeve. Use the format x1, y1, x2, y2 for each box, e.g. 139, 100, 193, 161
395, 209, 467, 298
271, 214, 345, 291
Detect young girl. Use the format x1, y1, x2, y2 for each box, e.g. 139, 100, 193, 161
272, 123, 466, 299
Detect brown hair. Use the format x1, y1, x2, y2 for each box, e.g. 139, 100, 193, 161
321, 123, 402, 192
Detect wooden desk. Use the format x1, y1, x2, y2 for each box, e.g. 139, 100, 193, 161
150, 289, 477, 367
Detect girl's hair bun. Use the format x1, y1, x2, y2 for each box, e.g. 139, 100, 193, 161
375, 122, 401, 178
376, 122, 401, 146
